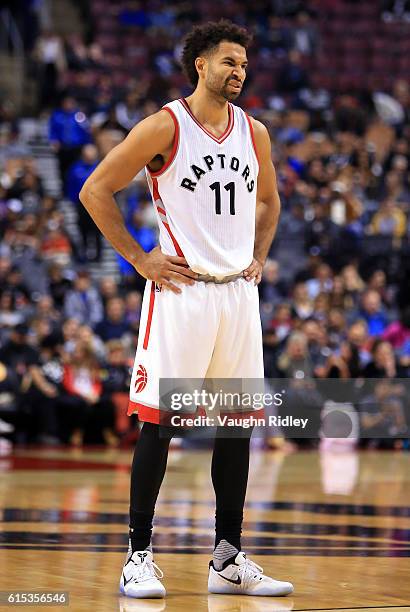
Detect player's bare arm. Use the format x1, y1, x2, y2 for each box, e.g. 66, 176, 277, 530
79, 109, 198, 294
243, 118, 280, 285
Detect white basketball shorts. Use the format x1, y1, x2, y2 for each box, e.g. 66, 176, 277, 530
128, 277, 264, 424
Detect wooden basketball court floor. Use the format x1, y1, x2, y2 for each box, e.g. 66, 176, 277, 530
0, 446, 409, 611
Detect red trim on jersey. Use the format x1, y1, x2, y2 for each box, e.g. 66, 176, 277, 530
147, 107, 179, 177
162, 222, 184, 257
151, 177, 184, 257
245, 114, 260, 165
142, 282, 155, 350
152, 177, 160, 201
179, 98, 234, 144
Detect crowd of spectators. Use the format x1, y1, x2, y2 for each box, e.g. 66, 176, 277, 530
0, 1, 409, 450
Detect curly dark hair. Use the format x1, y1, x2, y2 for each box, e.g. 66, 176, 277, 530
181, 20, 252, 87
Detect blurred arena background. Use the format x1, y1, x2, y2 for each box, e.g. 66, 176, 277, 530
0, 2, 410, 610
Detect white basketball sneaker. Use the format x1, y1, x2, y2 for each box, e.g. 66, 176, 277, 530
119, 550, 166, 598
208, 551, 294, 596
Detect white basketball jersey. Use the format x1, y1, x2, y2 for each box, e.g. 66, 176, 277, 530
145, 98, 259, 279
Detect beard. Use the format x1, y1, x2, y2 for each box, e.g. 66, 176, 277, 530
220, 83, 241, 101
207, 73, 242, 101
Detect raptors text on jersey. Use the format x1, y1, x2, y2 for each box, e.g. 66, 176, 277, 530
145, 98, 259, 279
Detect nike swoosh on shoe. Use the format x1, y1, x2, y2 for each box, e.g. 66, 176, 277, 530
218, 574, 241, 585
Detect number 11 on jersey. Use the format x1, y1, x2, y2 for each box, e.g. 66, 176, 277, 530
210, 181, 236, 215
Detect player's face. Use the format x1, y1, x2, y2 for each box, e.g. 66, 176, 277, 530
205, 41, 248, 101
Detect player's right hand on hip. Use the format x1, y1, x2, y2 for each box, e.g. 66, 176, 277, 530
137, 246, 198, 294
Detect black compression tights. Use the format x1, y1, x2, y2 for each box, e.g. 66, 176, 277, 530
129, 421, 252, 551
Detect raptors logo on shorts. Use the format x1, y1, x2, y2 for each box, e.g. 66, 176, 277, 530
134, 365, 148, 393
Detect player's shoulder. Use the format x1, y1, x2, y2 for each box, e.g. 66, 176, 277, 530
128, 106, 176, 147
142, 107, 176, 133
247, 115, 269, 138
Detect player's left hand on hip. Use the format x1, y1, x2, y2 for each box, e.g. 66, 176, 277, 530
243, 258, 263, 285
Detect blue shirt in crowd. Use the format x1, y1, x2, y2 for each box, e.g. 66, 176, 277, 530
66, 159, 98, 203
49, 109, 92, 148
117, 225, 157, 276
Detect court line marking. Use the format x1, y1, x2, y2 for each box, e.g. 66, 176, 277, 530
293, 607, 410, 611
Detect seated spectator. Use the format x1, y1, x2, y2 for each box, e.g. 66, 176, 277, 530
367, 269, 396, 309
277, 331, 315, 378
347, 320, 372, 368
40, 223, 73, 267
0, 324, 38, 388
306, 263, 333, 300
0, 359, 19, 446
124, 291, 142, 330
312, 292, 331, 322
115, 91, 142, 131
327, 307, 347, 348
61, 318, 80, 357
368, 199, 407, 238
64, 270, 103, 327
93, 105, 128, 156
265, 302, 293, 343
95, 297, 131, 342
99, 277, 119, 309
35, 295, 61, 331
382, 306, 410, 351
47, 263, 73, 309
263, 302, 293, 377
381, 170, 410, 205
28, 335, 64, 443
3, 265, 30, 306
358, 289, 389, 337
291, 282, 314, 319
341, 264, 365, 305
100, 339, 132, 442
319, 341, 361, 379
77, 325, 106, 362
37, 195, 58, 232
4, 213, 41, 255
61, 342, 116, 446
30, 317, 52, 347
61, 342, 102, 446
0, 291, 26, 330
362, 339, 404, 379
259, 259, 288, 309
6, 165, 45, 214
305, 202, 340, 258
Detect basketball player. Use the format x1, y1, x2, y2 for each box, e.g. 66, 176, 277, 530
80, 20, 293, 599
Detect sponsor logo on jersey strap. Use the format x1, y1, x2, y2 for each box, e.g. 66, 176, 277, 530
135, 365, 148, 393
